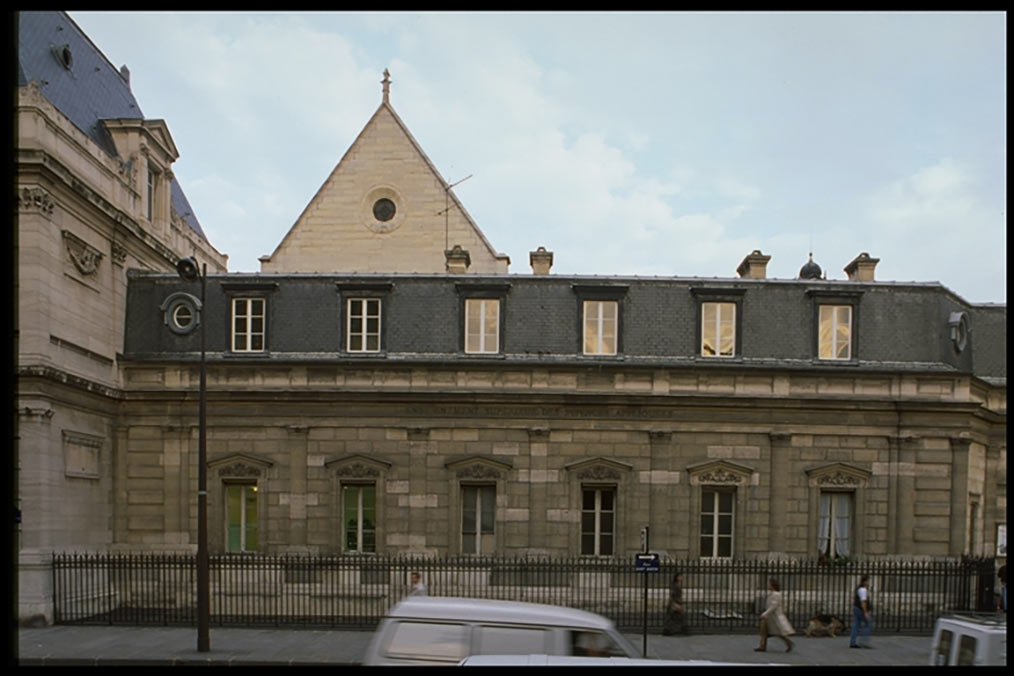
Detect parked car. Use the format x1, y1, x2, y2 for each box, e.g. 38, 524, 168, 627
362, 596, 641, 666
929, 614, 1006, 666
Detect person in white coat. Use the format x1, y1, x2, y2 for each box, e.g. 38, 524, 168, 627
755, 577, 795, 653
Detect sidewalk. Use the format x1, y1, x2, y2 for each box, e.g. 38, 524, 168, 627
15, 625, 933, 666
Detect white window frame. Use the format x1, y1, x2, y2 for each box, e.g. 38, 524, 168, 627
818, 304, 852, 360
347, 297, 382, 353
342, 483, 376, 554
701, 301, 736, 357
464, 298, 500, 354
461, 484, 495, 555
700, 488, 735, 559
231, 297, 266, 352
581, 486, 615, 556
583, 300, 617, 356
225, 483, 258, 553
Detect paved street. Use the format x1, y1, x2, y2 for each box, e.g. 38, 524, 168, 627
15, 625, 932, 666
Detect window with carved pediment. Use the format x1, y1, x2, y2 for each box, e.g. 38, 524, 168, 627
446, 457, 511, 555
806, 463, 869, 559
581, 486, 615, 556
687, 460, 752, 559
343, 483, 376, 553
225, 483, 259, 553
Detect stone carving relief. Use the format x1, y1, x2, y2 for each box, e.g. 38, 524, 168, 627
576, 465, 621, 481
817, 471, 862, 487
110, 242, 127, 266
118, 155, 138, 184
18, 186, 55, 216
336, 463, 380, 478
456, 464, 502, 480
62, 230, 103, 275
698, 469, 744, 485
218, 463, 262, 478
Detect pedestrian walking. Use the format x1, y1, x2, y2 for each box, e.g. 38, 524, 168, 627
661, 571, 686, 635
850, 574, 873, 648
998, 564, 1006, 613
754, 577, 794, 653
409, 571, 427, 596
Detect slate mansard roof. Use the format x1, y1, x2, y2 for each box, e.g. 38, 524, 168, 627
17, 11, 209, 241
123, 272, 1005, 383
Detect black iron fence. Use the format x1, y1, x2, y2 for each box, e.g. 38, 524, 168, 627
52, 553, 995, 634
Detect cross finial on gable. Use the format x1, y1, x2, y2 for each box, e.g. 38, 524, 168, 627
381, 69, 391, 103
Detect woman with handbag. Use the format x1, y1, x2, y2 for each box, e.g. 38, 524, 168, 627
662, 571, 686, 635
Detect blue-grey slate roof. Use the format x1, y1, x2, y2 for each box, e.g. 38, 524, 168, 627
18, 11, 208, 241
122, 272, 1006, 382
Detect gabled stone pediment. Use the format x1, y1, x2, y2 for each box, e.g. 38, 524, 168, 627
805, 462, 870, 488
564, 457, 633, 481
325, 454, 392, 478
101, 118, 179, 164
686, 459, 755, 486
209, 453, 273, 478
445, 455, 512, 480
260, 82, 509, 274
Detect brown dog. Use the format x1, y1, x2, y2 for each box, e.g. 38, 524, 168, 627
805, 614, 844, 637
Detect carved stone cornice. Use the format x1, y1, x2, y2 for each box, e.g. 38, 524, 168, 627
218, 463, 262, 478
62, 230, 103, 275
18, 186, 56, 216
805, 462, 870, 488
698, 469, 744, 485
110, 242, 127, 266
575, 465, 621, 481
19, 406, 55, 420
528, 427, 550, 439
407, 427, 430, 440
456, 464, 503, 480
118, 154, 138, 183
816, 471, 862, 487
335, 462, 380, 479
686, 459, 754, 486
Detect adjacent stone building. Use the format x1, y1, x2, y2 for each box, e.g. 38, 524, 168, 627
16, 11, 1006, 627
15, 11, 228, 623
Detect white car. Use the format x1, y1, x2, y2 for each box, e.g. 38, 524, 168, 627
929, 614, 1006, 666
457, 654, 778, 666
362, 596, 641, 666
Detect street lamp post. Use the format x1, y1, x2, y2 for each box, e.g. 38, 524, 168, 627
176, 256, 210, 652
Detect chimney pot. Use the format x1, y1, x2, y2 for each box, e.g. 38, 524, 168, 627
445, 245, 471, 274
529, 246, 554, 275
844, 252, 879, 281
737, 249, 771, 279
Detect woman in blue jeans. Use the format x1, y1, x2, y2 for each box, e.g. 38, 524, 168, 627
850, 575, 873, 648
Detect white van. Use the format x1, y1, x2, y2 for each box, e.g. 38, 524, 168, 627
362, 596, 641, 666
457, 655, 779, 667
929, 614, 1006, 666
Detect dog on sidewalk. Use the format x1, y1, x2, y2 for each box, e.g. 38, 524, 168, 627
805, 613, 845, 638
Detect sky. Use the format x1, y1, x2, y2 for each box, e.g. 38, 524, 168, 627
69, 11, 1006, 303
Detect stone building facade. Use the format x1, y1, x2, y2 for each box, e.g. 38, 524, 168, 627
120, 272, 1006, 562
15, 11, 228, 624
15, 11, 1006, 627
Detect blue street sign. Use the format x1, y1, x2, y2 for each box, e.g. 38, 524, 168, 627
634, 553, 660, 572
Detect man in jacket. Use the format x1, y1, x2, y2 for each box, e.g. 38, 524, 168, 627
850, 575, 873, 648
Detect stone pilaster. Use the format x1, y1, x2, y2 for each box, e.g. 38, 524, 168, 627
767, 432, 791, 554
949, 437, 971, 557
